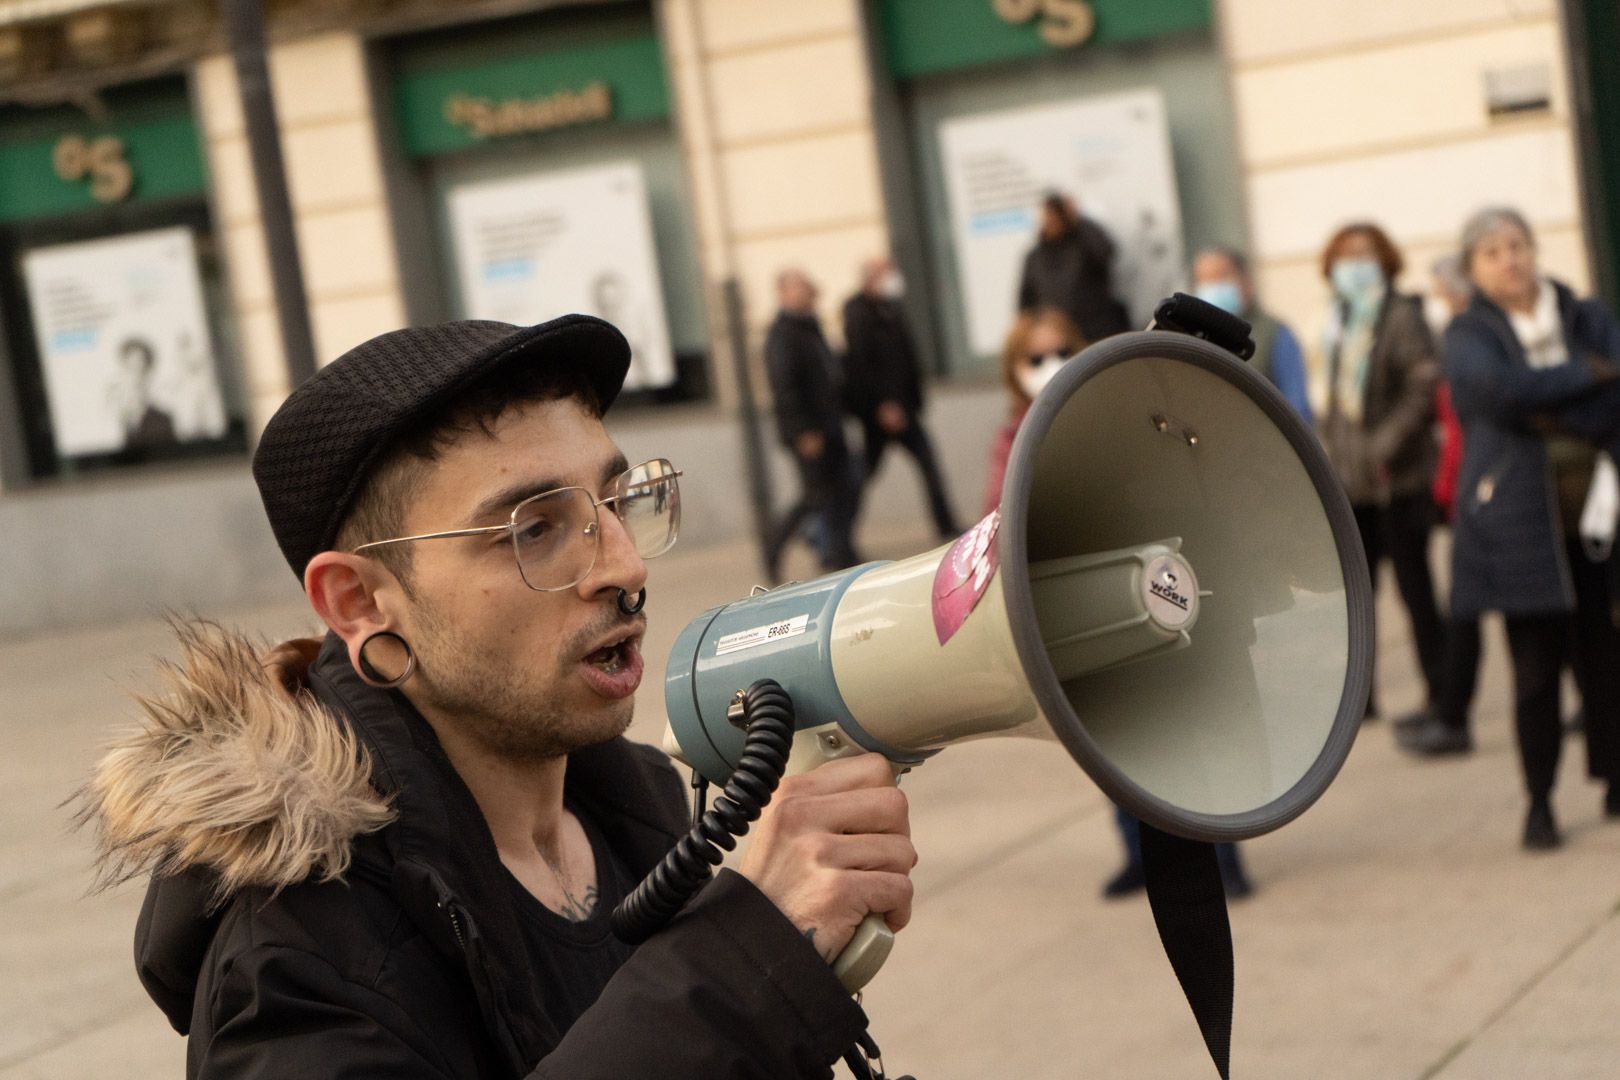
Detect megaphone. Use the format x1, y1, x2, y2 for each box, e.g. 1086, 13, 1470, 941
649, 325, 1372, 996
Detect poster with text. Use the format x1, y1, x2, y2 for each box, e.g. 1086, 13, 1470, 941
939, 88, 1183, 357
447, 160, 675, 390
23, 226, 226, 458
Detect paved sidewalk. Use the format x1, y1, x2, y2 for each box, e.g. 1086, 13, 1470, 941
3, 528, 1616, 1078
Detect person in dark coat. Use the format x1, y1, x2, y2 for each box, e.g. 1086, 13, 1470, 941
842, 256, 960, 540
1443, 207, 1620, 849
1016, 191, 1131, 342
79, 316, 916, 1077
765, 268, 862, 579
1400, 254, 1483, 756
1305, 222, 1445, 724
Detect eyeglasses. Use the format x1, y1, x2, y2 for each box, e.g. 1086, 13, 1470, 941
353, 458, 682, 591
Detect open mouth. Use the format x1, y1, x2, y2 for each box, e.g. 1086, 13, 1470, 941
585, 635, 634, 674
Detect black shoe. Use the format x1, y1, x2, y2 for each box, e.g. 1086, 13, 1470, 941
1101, 862, 1146, 899
1604, 784, 1620, 820
1393, 708, 1430, 734
1396, 716, 1473, 757
1522, 801, 1562, 851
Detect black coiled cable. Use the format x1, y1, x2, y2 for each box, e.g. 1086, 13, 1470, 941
611, 678, 796, 945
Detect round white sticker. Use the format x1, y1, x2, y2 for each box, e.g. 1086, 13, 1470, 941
1142, 553, 1199, 630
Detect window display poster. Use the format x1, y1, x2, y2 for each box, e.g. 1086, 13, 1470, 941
939, 88, 1184, 356
447, 160, 675, 390
22, 226, 226, 458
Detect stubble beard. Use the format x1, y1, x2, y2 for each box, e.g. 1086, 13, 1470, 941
407, 597, 634, 761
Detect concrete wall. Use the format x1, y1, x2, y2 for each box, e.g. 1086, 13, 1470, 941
193, 31, 406, 435
1222, 0, 1586, 328
0, 381, 1006, 637
660, 0, 891, 359
0, 463, 301, 638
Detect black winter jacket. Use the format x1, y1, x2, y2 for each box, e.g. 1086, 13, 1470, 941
1016, 220, 1131, 341
765, 310, 846, 449
841, 293, 924, 417
87, 625, 866, 1078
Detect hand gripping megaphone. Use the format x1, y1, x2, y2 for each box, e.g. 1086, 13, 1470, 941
613, 304, 1372, 1071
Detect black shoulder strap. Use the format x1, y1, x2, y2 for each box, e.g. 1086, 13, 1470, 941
1140, 823, 1233, 1079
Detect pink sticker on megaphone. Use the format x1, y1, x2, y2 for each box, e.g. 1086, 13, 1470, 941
932, 509, 1001, 645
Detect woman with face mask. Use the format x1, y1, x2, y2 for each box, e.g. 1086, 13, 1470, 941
1445, 207, 1620, 850
981, 306, 1085, 516
1307, 222, 1445, 729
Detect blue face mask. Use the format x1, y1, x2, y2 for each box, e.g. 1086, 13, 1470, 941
1193, 279, 1244, 316
1331, 257, 1384, 299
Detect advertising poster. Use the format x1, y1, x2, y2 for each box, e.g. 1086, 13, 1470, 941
23, 226, 226, 458
939, 88, 1183, 356
446, 160, 675, 390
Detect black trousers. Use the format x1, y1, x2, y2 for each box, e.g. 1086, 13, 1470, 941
766, 440, 860, 574
857, 412, 960, 538
1434, 614, 1482, 732
1354, 494, 1447, 713
1504, 540, 1620, 801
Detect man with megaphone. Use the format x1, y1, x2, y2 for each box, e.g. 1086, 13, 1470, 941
81, 315, 915, 1079
86, 297, 1374, 1080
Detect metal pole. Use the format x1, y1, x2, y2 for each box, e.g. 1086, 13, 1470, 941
222, 0, 318, 386
722, 277, 773, 555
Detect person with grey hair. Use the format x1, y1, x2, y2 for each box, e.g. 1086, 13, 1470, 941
1444, 206, 1620, 848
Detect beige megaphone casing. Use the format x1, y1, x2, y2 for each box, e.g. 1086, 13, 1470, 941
662, 330, 1373, 984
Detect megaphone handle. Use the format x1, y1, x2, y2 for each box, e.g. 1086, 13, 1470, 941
832, 914, 895, 992
783, 724, 905, 994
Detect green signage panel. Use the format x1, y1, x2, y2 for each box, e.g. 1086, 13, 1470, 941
880, 0, 1213, 79
0, 82, 207, 224
393, 32, 669, 158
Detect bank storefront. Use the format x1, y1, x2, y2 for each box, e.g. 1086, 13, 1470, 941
868, 0, 1246, 376
0, 76, 244, 488
382, 2, 710, 406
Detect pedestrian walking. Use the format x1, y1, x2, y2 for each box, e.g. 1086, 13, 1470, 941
843, 256, 960, 541
764, 269, 861, 580
1306, 222, 1445, 724
1444, 207, 1620, 848
1017, 191, 1132, 342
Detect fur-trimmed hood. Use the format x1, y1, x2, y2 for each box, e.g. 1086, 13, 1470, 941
78, 621, 394, 905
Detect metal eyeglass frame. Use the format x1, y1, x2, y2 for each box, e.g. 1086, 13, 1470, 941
351, 458, 683, 592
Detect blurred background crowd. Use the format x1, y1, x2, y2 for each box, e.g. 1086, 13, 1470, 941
1, 0, 1617, 866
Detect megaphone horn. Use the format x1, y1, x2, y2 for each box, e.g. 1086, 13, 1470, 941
625, 314, 1373, 1029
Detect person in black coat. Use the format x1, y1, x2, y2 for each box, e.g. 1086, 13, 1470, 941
79, 316, 916, 1077
842, 257, 960, 540
1017, 191, 1131, 342
1444, 206, 1620, 849
764, 269, 862, 579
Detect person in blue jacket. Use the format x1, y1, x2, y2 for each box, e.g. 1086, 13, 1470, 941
1445, 206, 1620, 850
1190, 244, 1314, 423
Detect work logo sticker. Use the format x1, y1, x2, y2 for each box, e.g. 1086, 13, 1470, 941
932, 509, 1000, 645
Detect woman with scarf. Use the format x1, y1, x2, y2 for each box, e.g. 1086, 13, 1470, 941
1308, 223, 1445, 726
1445, 207, 1620, 849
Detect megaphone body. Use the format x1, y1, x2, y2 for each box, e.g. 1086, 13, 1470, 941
663, 330, 1373, 989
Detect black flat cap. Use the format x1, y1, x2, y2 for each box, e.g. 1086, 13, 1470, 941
252, 315, 630, 579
